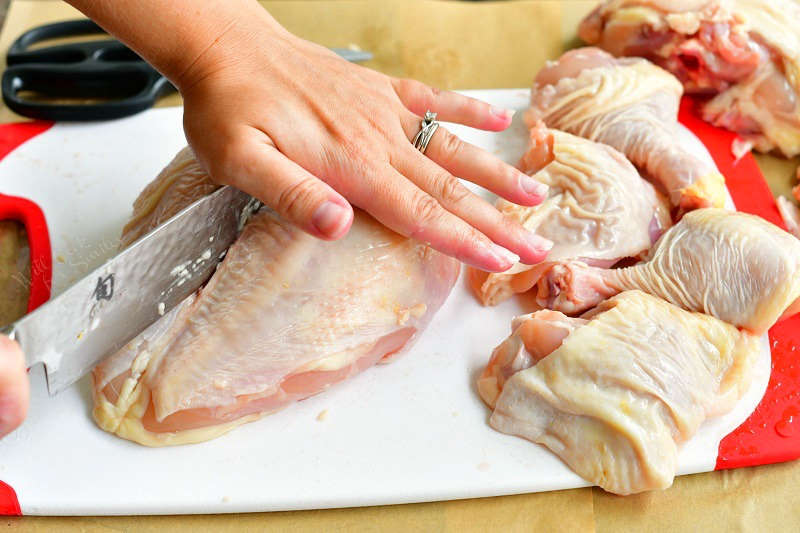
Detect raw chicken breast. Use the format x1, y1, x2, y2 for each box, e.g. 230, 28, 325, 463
469, 125, 670, 306
528, 47, 726, 211
535, 208, 800, 334
483, 290, 761, 495
579, 0, 800, 157
92, 149, 460, 446
119, 146, 219, 248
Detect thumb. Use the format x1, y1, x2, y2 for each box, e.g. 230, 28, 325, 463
0, 336, 28, 438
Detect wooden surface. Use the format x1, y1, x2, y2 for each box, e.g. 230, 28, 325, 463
0, 221, 28, 325
1, 1, 799, 531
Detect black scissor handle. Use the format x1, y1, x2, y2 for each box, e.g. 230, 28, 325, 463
8, 19, 105, 54
2, 19, 176, 121
9, 38, 139, 66
2, 63, 173, 121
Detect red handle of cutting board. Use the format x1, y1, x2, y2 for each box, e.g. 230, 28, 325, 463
0, 120, 52, 516
0, 193, 52, 312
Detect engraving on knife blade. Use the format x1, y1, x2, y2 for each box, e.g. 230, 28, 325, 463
92, 274, 114, 301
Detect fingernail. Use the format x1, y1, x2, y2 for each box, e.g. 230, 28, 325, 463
523, 232, 554, 260
520, 175, 548, 199
312, 201, 350, 239
488, 243, 520, 267
491, 106, 514, 120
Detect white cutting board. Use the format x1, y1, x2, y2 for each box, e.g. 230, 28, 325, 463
0, 90, 770, 515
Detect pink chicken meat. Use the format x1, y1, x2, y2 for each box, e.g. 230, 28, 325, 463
528, 47, 726, 212
92, 148, 460, 446
579, 0, 800, 157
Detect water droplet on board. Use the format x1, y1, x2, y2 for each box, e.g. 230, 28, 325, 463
776, 418, 795, 437
775, 407, 800, 438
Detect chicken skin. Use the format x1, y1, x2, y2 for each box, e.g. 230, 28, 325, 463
481, 290, 760, 494
580, 0, 800, 157
470, 124, 670, 306
92, 148, 460, 446
533, 208, 800, 335
528, 47, 726, 212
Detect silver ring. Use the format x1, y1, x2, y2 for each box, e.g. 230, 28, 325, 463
412, 110, 439, 154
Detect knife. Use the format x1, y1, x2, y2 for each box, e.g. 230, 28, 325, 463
2, 185, 261, 395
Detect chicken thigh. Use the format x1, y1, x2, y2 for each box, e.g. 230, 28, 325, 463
579, 0, 800, 157
469, 124, 670, 306
534, 208, 800, 334
482, 290, 761, 494
528, 47, 726, 212
92, 148, 460, 446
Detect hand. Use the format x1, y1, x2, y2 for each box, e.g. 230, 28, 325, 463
177, 8, 552, 272
0, 335, 27, 438
63, 0, 552, 272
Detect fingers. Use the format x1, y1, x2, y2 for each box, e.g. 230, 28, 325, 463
392, 78, 514, 132
353, 164, 522, 272
0, 336, 28, 439
214, 135, 354, 240
394, 147, 552, 266
412, 121, 549, 207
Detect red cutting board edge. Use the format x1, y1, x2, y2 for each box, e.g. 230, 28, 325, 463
0, 99, 797, 514
677, 98, 800, 470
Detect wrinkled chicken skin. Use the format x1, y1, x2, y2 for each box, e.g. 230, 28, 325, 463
535, 208, 800, 335
469, 125, 670, 306
484, 290, 761, 495
528, 47, 726, 212
92, 149, 460, 446
579, 0, 800, 157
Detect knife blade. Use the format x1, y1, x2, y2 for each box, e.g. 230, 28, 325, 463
3, 185, 260, 396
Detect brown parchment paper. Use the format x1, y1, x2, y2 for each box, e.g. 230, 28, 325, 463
2, 1, 799, 531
